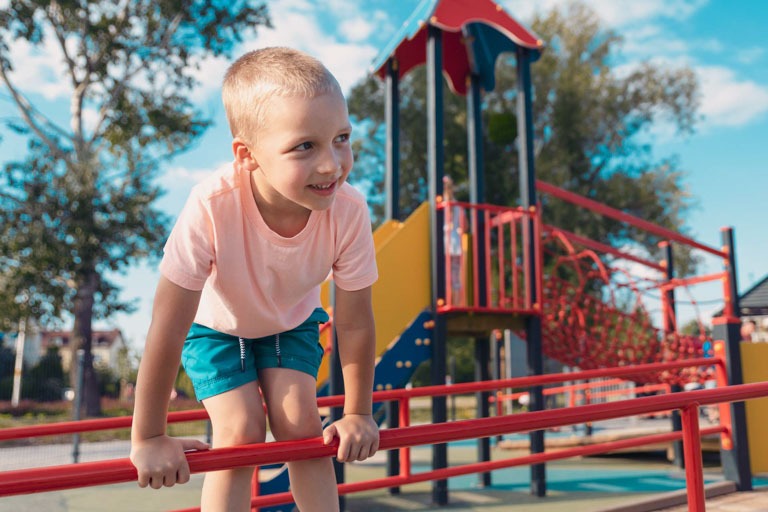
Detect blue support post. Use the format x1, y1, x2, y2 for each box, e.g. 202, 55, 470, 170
468, 71, 492, 487
427, 24, 449, 507
516, 45, 546, 498
715, 227, 752, 491
385, 57, 401, 221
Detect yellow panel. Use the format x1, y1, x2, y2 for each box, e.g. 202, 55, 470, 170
316, 203, 432, 386
373, 219, 401, 246
741, 341, 768, 473
371, 202, 432, 355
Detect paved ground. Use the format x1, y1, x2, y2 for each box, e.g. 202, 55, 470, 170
654, 488, 768, 512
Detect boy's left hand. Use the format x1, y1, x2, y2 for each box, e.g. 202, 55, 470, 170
322, 413, 379, 462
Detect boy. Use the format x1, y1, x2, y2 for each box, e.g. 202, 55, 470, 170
130, 47, 379, 512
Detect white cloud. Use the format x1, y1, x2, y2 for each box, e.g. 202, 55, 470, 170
502, 0, 708, 28
7, 30, 72, 100
187, 55, 232, 103
736, 47, 765, 65
234, 3, 378, 94
696, 66, 768, 127
339, 18, 376, 43
162, 164, 228, 186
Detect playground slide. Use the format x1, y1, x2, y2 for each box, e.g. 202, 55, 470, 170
260, 204, 433, 511
317, 201, 432, 386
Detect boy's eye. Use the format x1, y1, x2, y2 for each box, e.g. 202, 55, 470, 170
334, 133, 350, 144
294, 142, 313, 151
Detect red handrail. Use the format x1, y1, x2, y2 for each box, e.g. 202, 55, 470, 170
0, 358, 719, 442
535, 180, 726, 258
1, 382, 767, 500
233, 425, 726, 511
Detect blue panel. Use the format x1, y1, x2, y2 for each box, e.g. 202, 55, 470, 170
370, 0, 438, 72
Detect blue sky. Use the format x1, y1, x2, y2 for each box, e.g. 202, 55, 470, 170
2, 0, 767, 348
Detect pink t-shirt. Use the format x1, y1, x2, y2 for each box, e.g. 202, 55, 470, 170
159, 163, 378, 338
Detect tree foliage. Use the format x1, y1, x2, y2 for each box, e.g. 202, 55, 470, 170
348, 2, 700, 274
0, 0, 270, 415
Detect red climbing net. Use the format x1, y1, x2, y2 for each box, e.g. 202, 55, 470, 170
536, 227, 715, 386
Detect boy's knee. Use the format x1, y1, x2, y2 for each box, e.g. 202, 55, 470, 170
213, 415, 266, 447
270, 411, 322, 441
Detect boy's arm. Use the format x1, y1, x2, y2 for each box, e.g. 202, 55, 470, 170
322, 285, 379, 462
130, 276, 208, 488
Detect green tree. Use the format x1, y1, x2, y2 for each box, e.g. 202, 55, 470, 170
24, 346, 65, 402
348, 2, 699, 273
0, 1, 270, 415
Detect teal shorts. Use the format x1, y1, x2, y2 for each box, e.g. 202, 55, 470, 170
181, 308, 329, 401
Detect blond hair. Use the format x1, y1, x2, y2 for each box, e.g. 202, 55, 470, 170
222, 47, 342, 144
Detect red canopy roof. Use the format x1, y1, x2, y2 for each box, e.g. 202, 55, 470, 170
372, 0, 543, 95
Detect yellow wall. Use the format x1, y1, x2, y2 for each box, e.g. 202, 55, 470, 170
741, 341, 768, 473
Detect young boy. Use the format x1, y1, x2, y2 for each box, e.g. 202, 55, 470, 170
130, 47, 379, 512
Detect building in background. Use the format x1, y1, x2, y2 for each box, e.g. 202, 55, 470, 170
714, 274, 768, 342
35, 329, 126, 371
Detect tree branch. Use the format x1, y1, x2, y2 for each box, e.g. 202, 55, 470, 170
46, 1, 79, 86
0, 66, 72, 164
88, 12, 184, 147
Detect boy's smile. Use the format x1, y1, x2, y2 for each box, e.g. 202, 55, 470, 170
235, 90, 353, 236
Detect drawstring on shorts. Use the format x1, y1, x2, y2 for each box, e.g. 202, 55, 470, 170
238, 337, 246, 372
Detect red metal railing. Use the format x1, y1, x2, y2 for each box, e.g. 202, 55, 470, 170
535, 180, 727, 259
3, 380, 767, 512
438, 200, 542, 314
1, 351, 758, 512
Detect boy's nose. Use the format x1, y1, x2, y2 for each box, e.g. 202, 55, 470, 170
318, 150, 343, 174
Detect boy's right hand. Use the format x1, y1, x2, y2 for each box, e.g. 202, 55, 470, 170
130, 435, 209, 489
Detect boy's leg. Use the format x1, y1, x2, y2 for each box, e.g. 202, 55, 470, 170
259, 367, 339, 512
200, 381, 266, 512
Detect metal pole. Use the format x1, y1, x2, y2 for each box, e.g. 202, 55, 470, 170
714, 227, 752, 490
449, 355, 456, 421
681, 404, 706, 511
475, 336, 492, 487
517, 45, 546, 498
385, 57, 401, 221
385, 400, 400, 494
427, 23, 448, 507
72, 349, 85, 463
467, 71, 488, 309
662, 242, 685, 468
11, 317, 27, 408
328, 283, 346, 510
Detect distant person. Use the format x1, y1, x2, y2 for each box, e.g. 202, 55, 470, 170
130, 47, 379, 512
741, 319, 757, 341
443, 176, 465, 305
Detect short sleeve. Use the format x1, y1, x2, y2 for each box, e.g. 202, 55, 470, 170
159, 189, 215, 291
332, 199, 378, 292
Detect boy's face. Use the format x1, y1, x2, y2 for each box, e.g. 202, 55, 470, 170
246, 90, 353, 214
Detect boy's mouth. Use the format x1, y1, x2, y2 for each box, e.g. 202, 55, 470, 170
309, 181, 337, 194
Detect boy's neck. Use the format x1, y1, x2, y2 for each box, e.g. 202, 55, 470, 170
249, 172, 311, 238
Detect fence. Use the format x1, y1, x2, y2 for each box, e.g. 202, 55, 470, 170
2, 345, 766, 512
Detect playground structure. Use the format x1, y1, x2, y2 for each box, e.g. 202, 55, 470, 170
2, 0, 768, 511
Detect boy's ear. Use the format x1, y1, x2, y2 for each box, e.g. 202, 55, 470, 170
232, 138, 258, 170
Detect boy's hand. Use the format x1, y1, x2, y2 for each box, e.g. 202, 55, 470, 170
322, 414, 379, 462
130, 435, 209, 489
